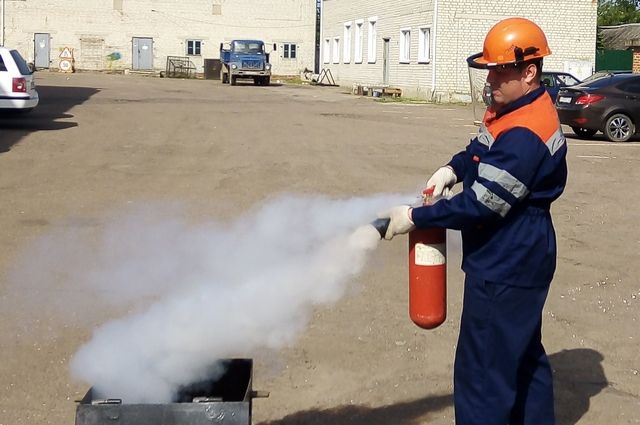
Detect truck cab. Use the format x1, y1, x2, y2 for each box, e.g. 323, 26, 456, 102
220, 40, 273, 86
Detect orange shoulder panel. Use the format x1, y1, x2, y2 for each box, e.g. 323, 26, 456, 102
484, 91, 560, 143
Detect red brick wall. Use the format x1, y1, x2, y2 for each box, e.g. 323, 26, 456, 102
633, 49, 640, 73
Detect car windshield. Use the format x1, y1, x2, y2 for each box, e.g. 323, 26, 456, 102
582, 72, 609, 83
582, 71, 630, 83
10, 50, 32, 75
232, 42, 263, 54
576, 74, 639, 89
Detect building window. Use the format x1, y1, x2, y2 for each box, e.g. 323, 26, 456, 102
323, 38, 331, 64
418, 27, 431, 63
400, 29, 411, 63
354, 20, 364, 63
283, 43, 297, 59
333, 37, 340, 64
368, 17, 377, 63
343, 22, 352, 63
187, 40, 202, 56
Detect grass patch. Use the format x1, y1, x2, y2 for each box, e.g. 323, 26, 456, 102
374, 96, 432, 104
272, 75, 306, 85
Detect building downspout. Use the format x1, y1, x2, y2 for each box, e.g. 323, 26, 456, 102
1, 0, 5, 47
430, 0, 439, 101
319, 0, 323, 73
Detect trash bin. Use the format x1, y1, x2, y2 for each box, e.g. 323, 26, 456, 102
204, 59, 222, 80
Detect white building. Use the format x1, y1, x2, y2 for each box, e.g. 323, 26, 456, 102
2, 0, 317, 76
321, 0, 598, 100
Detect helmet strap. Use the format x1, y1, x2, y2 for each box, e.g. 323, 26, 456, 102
514, 46, 540, 63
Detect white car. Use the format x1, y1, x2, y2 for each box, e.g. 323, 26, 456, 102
0, 47, 39, 112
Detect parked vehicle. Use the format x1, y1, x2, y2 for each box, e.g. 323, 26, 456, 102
0, 47, 39, 113
540, 71, 581, 102
220, 40, 274, 86
581, 70, 631, 84
556, 73, 640, 142
481, 71, 581, 106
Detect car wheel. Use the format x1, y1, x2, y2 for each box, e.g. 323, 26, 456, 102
230, 76, 237, 86
605, 113, 635, 142
571, 127, 597, 139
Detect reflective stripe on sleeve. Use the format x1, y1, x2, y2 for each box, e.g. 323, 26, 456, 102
478, 163, 530, 200
471, 181, 511, 217
477, 125, 494, 148
546, 128, 566, 156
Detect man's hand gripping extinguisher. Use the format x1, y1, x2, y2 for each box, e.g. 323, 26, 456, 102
372, 187, 447, 329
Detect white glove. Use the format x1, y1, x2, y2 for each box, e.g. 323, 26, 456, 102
426, 166, 457, 198
378, 205, 415, 240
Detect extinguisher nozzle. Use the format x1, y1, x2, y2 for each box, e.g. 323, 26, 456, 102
370, 218, 391, 239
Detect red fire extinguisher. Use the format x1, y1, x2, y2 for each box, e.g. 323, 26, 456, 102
370, 187, 447, 329
408, 187, 447, 329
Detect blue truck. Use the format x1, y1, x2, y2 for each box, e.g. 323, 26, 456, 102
220, 40, 274, 86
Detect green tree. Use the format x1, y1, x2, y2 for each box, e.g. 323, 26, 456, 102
598, 0, 640, 26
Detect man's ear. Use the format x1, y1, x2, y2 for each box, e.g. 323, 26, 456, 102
523, 63, 538, 84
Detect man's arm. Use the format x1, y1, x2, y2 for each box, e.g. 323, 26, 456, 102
413, 127, 547, 230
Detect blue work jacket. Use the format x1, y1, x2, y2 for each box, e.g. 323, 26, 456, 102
412, 87, 568, 287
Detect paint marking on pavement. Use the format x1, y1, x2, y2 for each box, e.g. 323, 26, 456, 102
577, 155, 614, 159
568, 142, 640, 147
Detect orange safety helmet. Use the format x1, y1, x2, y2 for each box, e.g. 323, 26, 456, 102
467, 17, 551, 69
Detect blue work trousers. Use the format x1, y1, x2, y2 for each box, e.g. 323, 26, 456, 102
454, 276, 555, 425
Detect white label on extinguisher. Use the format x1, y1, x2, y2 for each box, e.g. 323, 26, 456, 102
415, 243, 446, 266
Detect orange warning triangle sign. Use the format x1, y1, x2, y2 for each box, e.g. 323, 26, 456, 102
60, 47, 73, 58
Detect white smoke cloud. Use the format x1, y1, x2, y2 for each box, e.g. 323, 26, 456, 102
6, 194, 412, 403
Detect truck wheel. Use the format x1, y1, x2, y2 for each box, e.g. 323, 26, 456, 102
222, 73, 228, 84
263, 77, 270, 86
231, 76, 237, 86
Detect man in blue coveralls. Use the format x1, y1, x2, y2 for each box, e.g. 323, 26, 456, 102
380, 18, 567, 425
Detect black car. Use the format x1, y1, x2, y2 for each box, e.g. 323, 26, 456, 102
556, 73, 640, 142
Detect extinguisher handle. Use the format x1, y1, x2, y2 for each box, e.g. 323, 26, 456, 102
422, 186, 435, 206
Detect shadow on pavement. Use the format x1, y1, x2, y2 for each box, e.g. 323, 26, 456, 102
564, 130, 640, 143
550, 348, 607, 425
258, 348, 606, 425
257, 393, 453, 425
0, 85, 100, 154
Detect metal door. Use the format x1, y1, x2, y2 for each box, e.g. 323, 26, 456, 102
34, 33, 50, 69
383, 38, 390, 85
132, 37, 153, 70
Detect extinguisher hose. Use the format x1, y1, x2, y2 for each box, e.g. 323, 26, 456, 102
370, 218, 391, 239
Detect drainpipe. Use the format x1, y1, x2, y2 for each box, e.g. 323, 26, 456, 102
430, 0, 439, 100
1, 0, 5, 47
318, 0, 323, 73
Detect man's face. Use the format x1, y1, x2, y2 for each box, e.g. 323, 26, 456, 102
486, 66, 527, 106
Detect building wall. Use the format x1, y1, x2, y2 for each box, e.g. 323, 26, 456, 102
321, 0, 436, 98
5, 0, 316, 75
322, 0, 598, 101
436, 0, 598, 101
